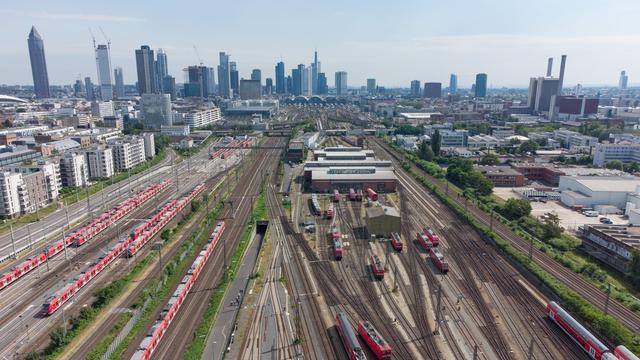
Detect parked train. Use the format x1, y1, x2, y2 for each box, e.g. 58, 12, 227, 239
311, 193, 322, 216
365, 188, 378, 201
0, 180, 171, 292
209, 137, 254, 159
333, 189, 341, 202
326, 204, 334, 219
358, 320, 392, 360
333, 238, 343, 260
349, 188, 357, 201
429, 248, 449, 274
42, 184, 204, 315
390, 232, 403, 251
336, 312, 367, 360
356, 189, 364, 201
133, 221, 226, 360
422, 227, 440, 247
547, 301, 638, 360
370, 255, 384, 279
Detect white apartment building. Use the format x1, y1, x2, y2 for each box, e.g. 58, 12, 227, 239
440, 130, 468, 148
9, 160, 61, 202
593, 142, 640, 167
109, 137, 145, 171
91, 101, 116, 118
182, 107, 221, 129
85, 147, 114, 179
467, 134, 502, 149
552, 129, 599, 149
59, 152, 89, 187
0, 171, 28, 218
142, 133, 156, 159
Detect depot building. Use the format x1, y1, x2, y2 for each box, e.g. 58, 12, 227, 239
304, 146, 396, 193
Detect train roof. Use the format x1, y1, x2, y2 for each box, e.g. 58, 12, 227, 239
337, 312, 363, 352
549, 302, 609, 352
360, 321, 389, 347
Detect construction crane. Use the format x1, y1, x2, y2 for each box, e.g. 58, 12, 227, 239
193, 45, 204, 66
98, 26, 111, 49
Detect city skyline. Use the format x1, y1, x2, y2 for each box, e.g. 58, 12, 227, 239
4, 0, 640, 87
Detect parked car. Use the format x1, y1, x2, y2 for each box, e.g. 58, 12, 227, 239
600, 217, 613, 224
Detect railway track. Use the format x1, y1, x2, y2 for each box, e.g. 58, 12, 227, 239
370, 137, 640, 333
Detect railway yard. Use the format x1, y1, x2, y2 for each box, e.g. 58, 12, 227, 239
0, 124, 638, 359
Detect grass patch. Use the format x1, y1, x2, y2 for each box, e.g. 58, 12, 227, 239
85, 311, 133, 360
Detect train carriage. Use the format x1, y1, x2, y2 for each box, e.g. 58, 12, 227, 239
422, 227, 440, 247
370, 255, 384, 279
335, 312, 367, 360
614, 346, 640, 360
390, 232, 403, 251
417, 232, 433, 251
332, 189, 341, 202
429, 248, 449, 274
333, 239, 343, 260
358, 320, 392, 359
365, 188, 378, 201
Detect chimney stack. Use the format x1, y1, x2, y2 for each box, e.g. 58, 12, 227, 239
558, 55, 567, 95
546, 57, 553, 77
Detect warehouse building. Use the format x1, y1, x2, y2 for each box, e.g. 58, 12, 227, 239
365, 205, 401, 237
559, 176, 640, 211
475, 165, 525, 187
580, 224, 640, 273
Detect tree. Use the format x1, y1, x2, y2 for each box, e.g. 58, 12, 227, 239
394, 124, 423, 136
479, 153, 499, 166
417, 141, 434, 161
518, 140, 539, 154
467, 171, 494, 196
431, 130, 441, 155
627, 249, 640, 290
500, 198, 532, 220
624, 161, 640, 173
605, 160, 624, 171
542, 213, 563, 240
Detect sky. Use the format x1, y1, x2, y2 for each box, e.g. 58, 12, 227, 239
2, 0, 639, 88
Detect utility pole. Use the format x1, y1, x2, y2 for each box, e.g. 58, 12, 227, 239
527, 338, 534, 360
9, 224, 16, 259
62, 227, 68, 261
435, 284, 443, 334
85, 184, 92, 221
604, 283, 612, 315
64, 204, 71, 234
529, 238, 534, 261
27, 223, 32, 249
490, 209, 494, 232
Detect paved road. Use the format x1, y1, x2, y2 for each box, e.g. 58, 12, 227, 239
202, 231, 265, 360
0, 152, 176, 263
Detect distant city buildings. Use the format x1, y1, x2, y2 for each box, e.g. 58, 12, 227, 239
217, 52, 232, 98
251, 69, 261, 83
135, 45, 156, 94
27, 26, 50, 99
423, 82, 442, 98
114, 67, 125, 98
367, 79, 376, 94
155, 49, 168, 92
410, 80, 421, 98
475, 73, 487, 97
335, 71, 348, 96
317, 73, 328, 94
449, 74, 457, 94
95, 44, 113, 101
230, 61, 239, 97
85, 77, 95, 101
619, 71, 629, 89
240, 79, 262, 100
184, 65, 215, 98
275, 61, 285, 94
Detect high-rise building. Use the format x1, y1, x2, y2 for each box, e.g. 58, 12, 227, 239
155, 49, 168, 92
335, 71, 348, 96
27, 26, 50, 99
184, 66, 215, 98
85, 77, 95, 101
528, 77, 559, 113
141, 94, 173, 129
95, 44, 113, 100
265, 78, 273, 95
230, 62, 239, 96
59, 152, 88, 188
163, 75, 176, 101
114, 67, 125, 98
73, 80, 85, 97
311, 51, 319, 95
302, 66, 312, 96
275, 62, 285, 94
251, 69, 262, 84
135, 45, 156, 94
410, 80, 421, 97
286, 76, 292, 95
292, 65, 304, 96
475, 73, 487, 97
217, 52, 231, 98
317, 73, 328, 95
239, 79, 262, 100
619, 71, 629, 89
367, 79, 377, 94
449, 74, 458, 94
423, 82, 442, 98
142, 133, 156, 159
84, 147, 114, 179
557, 55, 567, 96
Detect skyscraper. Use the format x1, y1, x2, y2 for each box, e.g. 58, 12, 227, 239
27, 26, 50, 99
449, 74, 458, 94
251, 69, 262, 84
265, 78, 273, 95
217, 52, 231, 98
292, 65, 303, 96
619, 71, 629, 89
85, 77, 95, 101
475, 73, 487, 97
73, 80, 84, 97
155, 49, 168, 92
317, 73, 328, 95
302, 66, 312, 96
423, 82, 442, 98
311, 51, 319, 95
275, 62, 285, 94
410, 80, 421, 97
184, 66, 215, 98
240, 79, 262, 100
163, 76, 176, 101
114, 67, 125, 98
335, 71, 348, 96
95, 44, 113, 100
135, 45, 156, 94
230, 62, 239, 97
367, 79, 377, 94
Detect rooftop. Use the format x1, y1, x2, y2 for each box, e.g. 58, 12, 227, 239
565, 176, 640, 192
475, 165, 522, 176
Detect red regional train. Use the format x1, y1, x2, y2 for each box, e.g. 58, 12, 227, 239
333, 238, 343, 260
349, 188, 357, 201
390, 232, 403, 251
546, 301, 627, 360
336, 312, 367, 360
422, 227, 440, 247
358, 320, 392, 360
326, 204, 334, 219
615, 346, 640, 360
332, 189, 341, 202
429, 247, 449, 274
370, 255, 384, 279
365, 188, 378, 201
356, 189, 363, 201
417, 232, 433, 251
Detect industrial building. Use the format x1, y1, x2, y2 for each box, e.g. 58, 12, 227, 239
510, 163, 566, 186
475, 165, 525, 187
365, 205, 401, 236
580, 224, 639, 273
558, 176, 640, 212
305, 147, 396, 193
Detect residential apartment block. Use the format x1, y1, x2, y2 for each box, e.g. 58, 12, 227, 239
59, 152, 89, 187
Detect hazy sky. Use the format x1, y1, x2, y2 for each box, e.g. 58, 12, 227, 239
2, 0, 639, 88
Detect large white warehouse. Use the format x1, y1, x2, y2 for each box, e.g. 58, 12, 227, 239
559, 176, 640, 211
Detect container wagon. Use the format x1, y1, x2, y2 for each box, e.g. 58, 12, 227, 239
335, 312, 367, 360
358, 320, 392, 359
370, 255, 384, 279
429, 248, 449, 274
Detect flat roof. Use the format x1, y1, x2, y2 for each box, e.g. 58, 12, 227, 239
564, 176, 640, 192
399, 112, 441, 118
475, 165, 522, 176
310, 168, 396, 181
